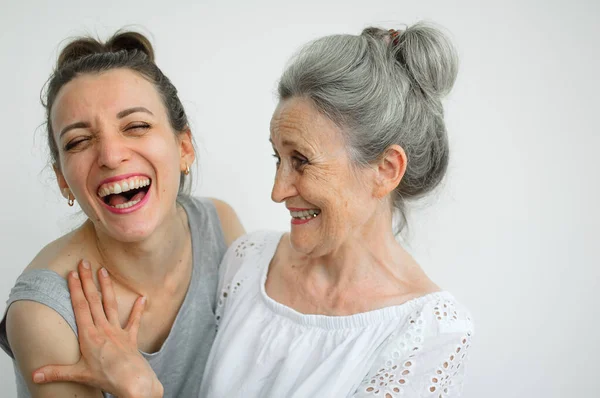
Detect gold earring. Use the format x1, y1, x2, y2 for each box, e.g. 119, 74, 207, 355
184, 164, 190, 175
62, 188, 75, 207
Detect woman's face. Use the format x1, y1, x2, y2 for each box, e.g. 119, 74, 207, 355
51, 68, 194, 243
270, 97, 380, 256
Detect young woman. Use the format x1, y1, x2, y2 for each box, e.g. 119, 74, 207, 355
0, 31, 244, 397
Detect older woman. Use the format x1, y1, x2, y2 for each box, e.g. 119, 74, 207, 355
0, 31, 244, 397
34, 23, 473, 397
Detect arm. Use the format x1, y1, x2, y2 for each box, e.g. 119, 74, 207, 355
211, 198, 245, 246
30, 261, 163, 398
7, 301, 103, 397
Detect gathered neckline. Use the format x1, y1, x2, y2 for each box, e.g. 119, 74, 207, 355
256, 231, 452, 330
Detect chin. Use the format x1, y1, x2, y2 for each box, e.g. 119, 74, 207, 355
288, 231, 319, 256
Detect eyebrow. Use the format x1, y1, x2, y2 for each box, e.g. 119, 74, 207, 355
117, 107, 154, 119
269, 137, 299, 148
59, 107, 154, 138
60, 121, 90, 138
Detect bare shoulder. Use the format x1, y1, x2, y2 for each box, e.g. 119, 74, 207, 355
26, 224, 92, 279
390, 259, 443, 306
210, 198, 245, 246
6, 301, 102, 396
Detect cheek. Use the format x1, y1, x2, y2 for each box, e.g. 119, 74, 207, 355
60, 156, 90, 189
153, 141, 185, 191
302, 165, 341, 198
327, 176, 372, 220
155, 133, 182, 162
140, 135, 180, 170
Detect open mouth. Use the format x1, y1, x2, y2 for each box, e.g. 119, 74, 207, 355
98, 177, 151, 209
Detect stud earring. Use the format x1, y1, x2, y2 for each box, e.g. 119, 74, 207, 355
184, 164, 190, 175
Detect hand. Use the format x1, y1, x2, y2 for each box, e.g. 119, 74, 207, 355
32, 260, 164, 398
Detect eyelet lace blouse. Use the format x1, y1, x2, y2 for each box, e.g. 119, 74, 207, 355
200, 231, 474, 398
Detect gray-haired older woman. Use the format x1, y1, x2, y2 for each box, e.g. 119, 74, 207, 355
33, 22, 473, 398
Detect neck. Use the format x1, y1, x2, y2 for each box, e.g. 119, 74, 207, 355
83, 204, 192, 295
300, 209, 416, 288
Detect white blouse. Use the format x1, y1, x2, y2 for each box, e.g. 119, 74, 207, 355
200, 231, 474, 398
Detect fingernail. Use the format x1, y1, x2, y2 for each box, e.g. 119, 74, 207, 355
82, 260, 90, 269
33, 373, 45, 383
100, 268, 108, 277
141, 296, 147, 305
71, 271, 79, 280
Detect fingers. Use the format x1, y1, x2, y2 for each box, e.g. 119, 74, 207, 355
125, 296, 146, 339
78, 260, 108, 326
32, 363, 87, 384
67, 270, 95, 334
97, 267, 120, 326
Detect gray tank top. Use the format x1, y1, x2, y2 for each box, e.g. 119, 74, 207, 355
0, 196, 227, 398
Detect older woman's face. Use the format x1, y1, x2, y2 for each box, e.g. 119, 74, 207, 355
270, 97, 379, 256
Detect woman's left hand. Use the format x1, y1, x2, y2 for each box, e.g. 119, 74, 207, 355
32, 260, 164, 398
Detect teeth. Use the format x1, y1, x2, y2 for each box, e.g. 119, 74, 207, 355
290, 209, 321, 219
98, 177, 151, 198
113, 198, 142, 209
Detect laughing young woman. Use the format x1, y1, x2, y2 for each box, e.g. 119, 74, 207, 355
0, 32, 244, 397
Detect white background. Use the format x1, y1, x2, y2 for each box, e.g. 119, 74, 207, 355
1, 0, 598, 396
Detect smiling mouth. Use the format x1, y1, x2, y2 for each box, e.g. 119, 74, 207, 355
290, 209, 321, 220
98, 177, 151, 209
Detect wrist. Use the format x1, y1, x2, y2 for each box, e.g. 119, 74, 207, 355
122, 376, 163, 398
151, 378, 164, 398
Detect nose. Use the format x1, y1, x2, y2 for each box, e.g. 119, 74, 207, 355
271, 165, 298, 203
96, 132, 131, 169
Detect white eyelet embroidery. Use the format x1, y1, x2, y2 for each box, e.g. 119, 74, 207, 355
358, 299, 473, 398
216, 280, 244, 327
215, 235, 268, 330
426, 332, 472, 397
361, 312, 424, 396
234, 238, 264, 258
433, 299, 458, 323
425, 299, 473, 397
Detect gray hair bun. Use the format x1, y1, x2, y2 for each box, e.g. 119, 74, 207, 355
391, 23, 458, 99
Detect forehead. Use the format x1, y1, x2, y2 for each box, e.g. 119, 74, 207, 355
51, 68, 163, 128
270, 97, 344, 149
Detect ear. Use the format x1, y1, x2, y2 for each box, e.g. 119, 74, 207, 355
178, 129, 195, 171
373, 144, 407, 199
53, 164, 70, 199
